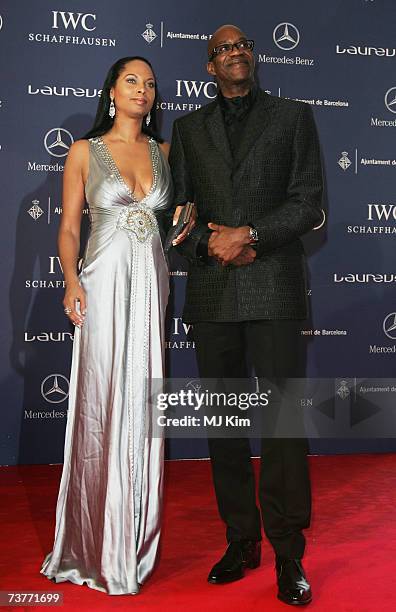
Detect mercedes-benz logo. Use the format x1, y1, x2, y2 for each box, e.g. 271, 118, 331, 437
0, 15, 3, 31
383, 313, 396, 340
41, 374, 70, 404
273, 22, 300, 51
385, 87, 396, 114
44, 128, 74, 158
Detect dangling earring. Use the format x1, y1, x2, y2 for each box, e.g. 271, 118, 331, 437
109, 98, 115, 119
145, 111, 151, 126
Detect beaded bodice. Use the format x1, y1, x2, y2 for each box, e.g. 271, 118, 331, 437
92, 136, 159, 205
85, 136, 172, 244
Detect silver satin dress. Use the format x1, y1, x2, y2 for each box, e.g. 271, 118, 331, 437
41, 136, 172, 595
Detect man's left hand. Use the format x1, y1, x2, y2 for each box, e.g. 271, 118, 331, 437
208, 223, 251, 265
229, 246, 257, 267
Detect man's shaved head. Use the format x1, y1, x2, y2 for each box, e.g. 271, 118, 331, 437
208, 24, 247, 58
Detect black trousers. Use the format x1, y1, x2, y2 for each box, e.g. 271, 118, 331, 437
192, 320, 311, 560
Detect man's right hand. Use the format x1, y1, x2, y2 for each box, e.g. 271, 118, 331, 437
228, 246, 257, 267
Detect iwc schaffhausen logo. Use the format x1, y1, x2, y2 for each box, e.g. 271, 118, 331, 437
41, 374, 70, 403
273, 23, 300, 51
44, 128, 74, 157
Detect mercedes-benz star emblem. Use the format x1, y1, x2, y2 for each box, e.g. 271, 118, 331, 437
273, 22, 300, 51
383, 313, 396, 340
44, 128, 74, 158
41, 374, 70, 404
385, 87, 396, 114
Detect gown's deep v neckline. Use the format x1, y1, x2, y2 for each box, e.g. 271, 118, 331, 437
99, 136, 158, 205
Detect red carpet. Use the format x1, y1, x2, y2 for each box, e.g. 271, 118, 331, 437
1, 455, 396, 611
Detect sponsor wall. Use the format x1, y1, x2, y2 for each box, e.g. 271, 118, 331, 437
1, 0, 396, 465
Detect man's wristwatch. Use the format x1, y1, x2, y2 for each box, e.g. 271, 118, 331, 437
248, 224, 258, 244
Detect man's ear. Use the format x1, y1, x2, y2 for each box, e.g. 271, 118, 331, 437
207, 61, 215, 77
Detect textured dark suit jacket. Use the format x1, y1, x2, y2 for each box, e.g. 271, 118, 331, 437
168, 88, 323, 323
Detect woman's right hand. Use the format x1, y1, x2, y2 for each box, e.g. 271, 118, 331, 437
171, 204, 197, 246
63, 281, 86, 327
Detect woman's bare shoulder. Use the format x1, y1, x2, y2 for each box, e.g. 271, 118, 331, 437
64, 139, 90, 169
68, 139, 90, 158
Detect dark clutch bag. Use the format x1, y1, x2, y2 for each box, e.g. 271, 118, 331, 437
164, 202, 194, 253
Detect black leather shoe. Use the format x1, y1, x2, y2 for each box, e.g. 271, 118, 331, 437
208, 540, 261, 584
276, 558, 312, 605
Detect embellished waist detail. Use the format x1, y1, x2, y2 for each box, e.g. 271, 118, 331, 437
117, 204, 158, 243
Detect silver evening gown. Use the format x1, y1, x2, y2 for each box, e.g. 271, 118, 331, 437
41, 136, 172, 595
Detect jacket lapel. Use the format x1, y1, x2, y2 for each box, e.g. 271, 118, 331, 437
204, 102, 233, 168
233, 90, 277, 171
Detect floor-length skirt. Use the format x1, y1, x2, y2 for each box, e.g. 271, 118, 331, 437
41, 229, 169, 595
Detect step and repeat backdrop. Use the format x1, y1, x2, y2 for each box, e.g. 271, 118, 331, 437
1, 0, 396, 465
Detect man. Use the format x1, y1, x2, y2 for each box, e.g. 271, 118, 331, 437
169, 24, 323, 606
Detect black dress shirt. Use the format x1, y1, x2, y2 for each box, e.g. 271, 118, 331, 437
197, 84, 258, 257
217, 83, 258, 155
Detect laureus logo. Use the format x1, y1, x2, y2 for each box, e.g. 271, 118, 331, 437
44, 128, 74, 157
385, 87, 396, 114
142, 23, 157, 44
273, 23, 300, 51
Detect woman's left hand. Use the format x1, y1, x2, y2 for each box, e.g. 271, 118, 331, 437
172, 204, 196, 245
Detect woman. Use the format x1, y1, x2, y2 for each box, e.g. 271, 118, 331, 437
41, 56, 183, 595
